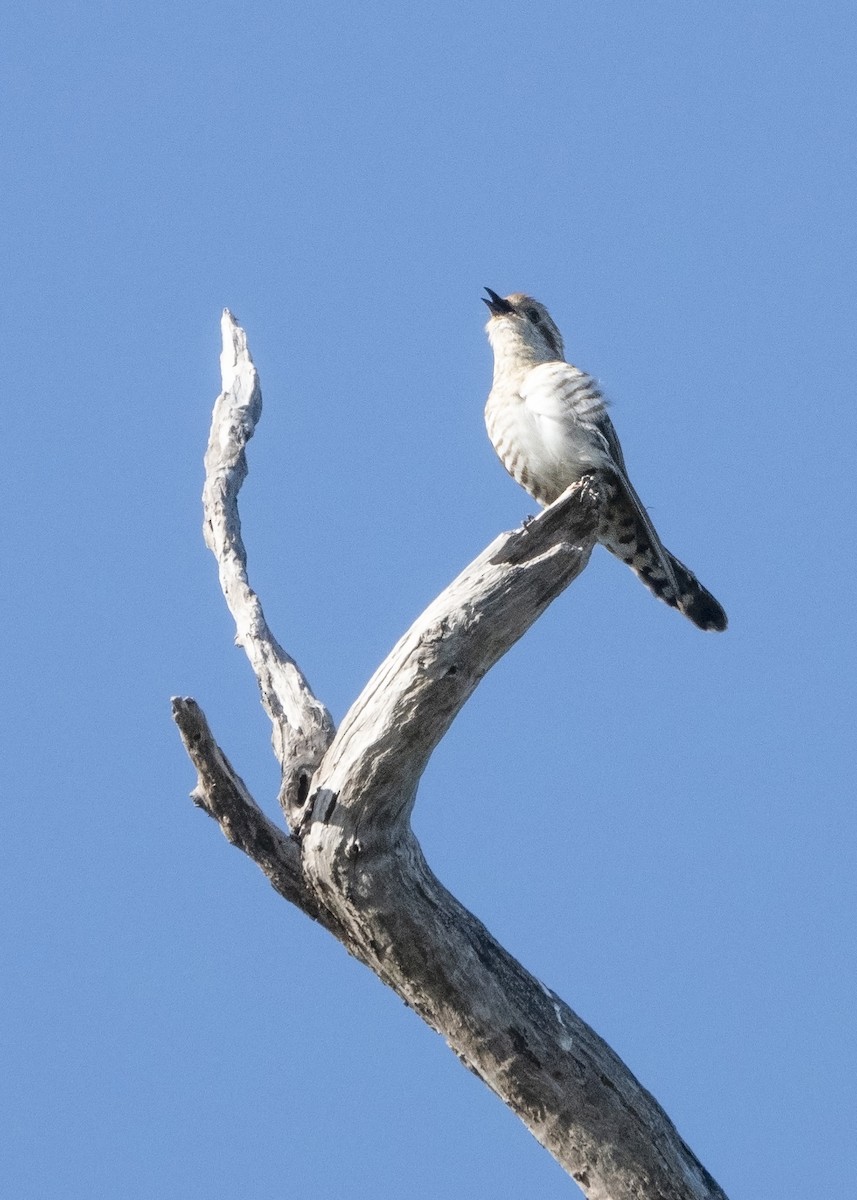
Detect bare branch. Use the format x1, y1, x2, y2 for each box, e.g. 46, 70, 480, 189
303, 480, 600, 849
173, 313, 731, 1200
203, 311, 334, 819
294, 484, 726, 1198
305, 835, 727, 1200
171, 696, 331, 926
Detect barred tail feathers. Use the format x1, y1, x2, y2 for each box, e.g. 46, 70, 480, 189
664, 552, 728, 632
600, 472, 727, 632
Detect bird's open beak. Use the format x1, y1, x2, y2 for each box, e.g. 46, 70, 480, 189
482, 288, 515, 316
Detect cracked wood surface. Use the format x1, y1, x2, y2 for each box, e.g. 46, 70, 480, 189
172, 310, 730, 1200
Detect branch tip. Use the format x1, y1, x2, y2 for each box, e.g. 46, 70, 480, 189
219, 309, 254, 393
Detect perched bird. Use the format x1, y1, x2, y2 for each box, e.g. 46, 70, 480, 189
482, 288, 727, 631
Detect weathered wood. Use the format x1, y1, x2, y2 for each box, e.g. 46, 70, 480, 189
173, 311, 730, 1200
171, 695, 330, 928
202, 312, 334, 820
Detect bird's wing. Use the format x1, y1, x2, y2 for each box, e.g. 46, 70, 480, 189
595, 409, 683, 602
519, 364, 725, 629
606, 467, 681, 595
588, 405, 628, 473
520, 360, 621, 472
520, 361, 609, 434
522, 363, 683, 600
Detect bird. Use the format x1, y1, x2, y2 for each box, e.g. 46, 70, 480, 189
482, 288, 727, 631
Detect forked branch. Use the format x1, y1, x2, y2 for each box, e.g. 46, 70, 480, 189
172, 310, 729, 1200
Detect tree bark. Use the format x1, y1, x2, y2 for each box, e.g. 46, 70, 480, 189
173, 310, 730, 1200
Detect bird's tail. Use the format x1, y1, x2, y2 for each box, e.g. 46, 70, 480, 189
662, 551, 728, 632
600, 474, 727, 632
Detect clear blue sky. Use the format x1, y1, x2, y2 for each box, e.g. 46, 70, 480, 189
2, 3, 854, 1197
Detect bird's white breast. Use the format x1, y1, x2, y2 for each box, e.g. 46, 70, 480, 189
485, 362, 611, 505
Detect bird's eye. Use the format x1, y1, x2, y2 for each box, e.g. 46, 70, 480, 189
525, 307, 541, 324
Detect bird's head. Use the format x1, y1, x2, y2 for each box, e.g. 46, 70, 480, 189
482, 289, 565, 365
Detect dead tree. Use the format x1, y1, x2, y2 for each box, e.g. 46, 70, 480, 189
172, 310, 730, 1200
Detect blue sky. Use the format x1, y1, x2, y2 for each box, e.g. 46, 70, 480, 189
2, 2, 855, 1197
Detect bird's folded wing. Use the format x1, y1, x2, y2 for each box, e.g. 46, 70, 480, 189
520, 361, 614, 466
520, 361, 608, 425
